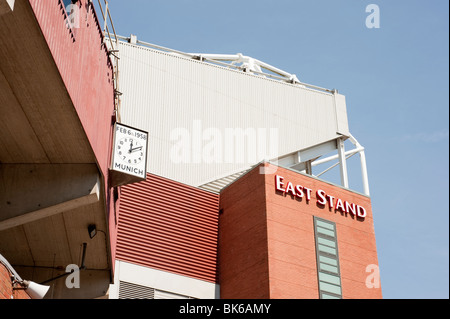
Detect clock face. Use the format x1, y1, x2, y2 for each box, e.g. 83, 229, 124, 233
117, 137, 144, 165
111, 123, 148, 180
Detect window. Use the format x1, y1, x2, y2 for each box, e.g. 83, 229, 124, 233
313, 217, 342, 299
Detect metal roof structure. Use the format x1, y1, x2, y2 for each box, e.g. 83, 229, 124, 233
105, 33, 369, 196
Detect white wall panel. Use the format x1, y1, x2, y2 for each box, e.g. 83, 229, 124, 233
109, 260, 219, 299
117, 41, 349, 187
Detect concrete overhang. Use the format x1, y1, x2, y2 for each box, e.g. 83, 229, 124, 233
0, 0, 111, 296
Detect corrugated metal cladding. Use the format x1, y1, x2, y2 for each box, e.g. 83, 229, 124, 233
118, 281, 194, 299
118, 281, 155, 299
116, 173, 219, 283
116, 41, 350, 187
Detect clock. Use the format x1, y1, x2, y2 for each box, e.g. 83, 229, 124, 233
117, 137, 144, 165
111, 123, 148, 184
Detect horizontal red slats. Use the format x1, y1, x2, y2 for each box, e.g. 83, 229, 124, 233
120, 198, 218, 223
118, 204, 218, 236
117, 219, 218, 249
120, 197, 218, 223
121, 184, 219, 212
116, 238, 217, 269
117, 223, 218, 257
116, 173, 219, 283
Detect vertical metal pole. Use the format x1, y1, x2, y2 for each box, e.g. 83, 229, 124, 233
80, 243, 87, 270
103, 2, 108, 33
359, 150, 370, 196
305, 160, 312, 175
337, 138, 349, 188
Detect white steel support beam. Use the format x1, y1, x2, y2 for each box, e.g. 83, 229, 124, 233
348, 134, 370, 196
337, 137, 349, 188
311, 146, 364, 167
315, 150, 358, 178
359, 150, 370, 196
309, 134, 370, 196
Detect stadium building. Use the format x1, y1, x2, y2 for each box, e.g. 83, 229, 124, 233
0, 0, 381, 299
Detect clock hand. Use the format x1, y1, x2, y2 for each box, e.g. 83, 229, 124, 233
128, 140, 133, 153
130, 146, 143, 153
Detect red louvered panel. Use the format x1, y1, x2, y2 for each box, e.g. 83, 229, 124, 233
118, 206, 218, 239
117, 234, 217, 265
120, 198, 218, 229
117, 221, 218, 252
116, 173, 219, 283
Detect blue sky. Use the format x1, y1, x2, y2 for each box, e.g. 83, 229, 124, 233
99, 0, 449, 298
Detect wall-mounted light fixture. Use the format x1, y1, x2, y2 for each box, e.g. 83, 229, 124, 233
88, 224, 97, 239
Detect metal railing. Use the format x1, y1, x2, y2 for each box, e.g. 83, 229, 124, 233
111, 34, 336, 95
96, 0, 121, 122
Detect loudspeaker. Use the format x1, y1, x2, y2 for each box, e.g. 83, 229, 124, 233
23, 280, 50, 299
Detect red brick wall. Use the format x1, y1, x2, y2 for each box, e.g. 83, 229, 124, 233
0, 263, 30, 299
219, 163, 382, 299
219, 166, 270, 298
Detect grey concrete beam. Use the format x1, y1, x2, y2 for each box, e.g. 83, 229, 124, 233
0, 164, 101, 231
